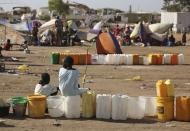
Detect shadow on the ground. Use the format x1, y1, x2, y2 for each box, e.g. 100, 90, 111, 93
43, 116, 158, 124
0, 123, 15, 128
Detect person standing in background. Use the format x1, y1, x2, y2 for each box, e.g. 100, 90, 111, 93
55, 16, 63, 46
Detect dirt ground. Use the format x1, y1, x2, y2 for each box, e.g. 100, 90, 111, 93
1, 44, 190, 131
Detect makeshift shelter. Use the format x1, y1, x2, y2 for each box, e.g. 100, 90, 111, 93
96, 32, 122, 54
89, 21, 102, 35
39, 19, 56, 31
149, 23, 173, 34
130, 22, 169, 45
76, 31, 97, 41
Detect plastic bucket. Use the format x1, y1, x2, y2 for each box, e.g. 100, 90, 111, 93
0, 104, 10, 117
156, 97, 174, 121
176, 96, 190, 121
50, 52, 60, 64
27, 95, 46, 118
12, 97, 27, 117
47, 96, 65, 118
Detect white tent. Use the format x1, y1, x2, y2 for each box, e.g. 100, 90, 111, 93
39, 19, 56, 30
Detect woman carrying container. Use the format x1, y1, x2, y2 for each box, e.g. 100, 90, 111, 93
59, 56, 89, 96
34, 73, 58, 96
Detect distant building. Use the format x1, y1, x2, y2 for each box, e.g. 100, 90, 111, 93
161, 12, 190, 33
37, 7, 50, 18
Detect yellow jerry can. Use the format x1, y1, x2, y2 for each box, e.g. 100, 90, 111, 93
165, 79, 174, 97
82, 91, 96, 118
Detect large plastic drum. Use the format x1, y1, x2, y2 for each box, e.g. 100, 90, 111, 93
27, 95, 47, 118
156, 97, 174, 121
12, 97, 28, 118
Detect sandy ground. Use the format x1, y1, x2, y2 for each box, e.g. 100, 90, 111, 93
1, 44, 190, 131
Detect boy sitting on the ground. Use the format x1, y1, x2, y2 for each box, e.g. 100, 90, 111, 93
3, 39, 12, 51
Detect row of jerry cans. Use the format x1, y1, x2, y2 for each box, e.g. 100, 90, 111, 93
47, 92, 190, 121
96, 95, 156, 120
91, 54, 184, 65
59, 53, 91, 65
50, 52, 91, 65
47, 92, 156, 120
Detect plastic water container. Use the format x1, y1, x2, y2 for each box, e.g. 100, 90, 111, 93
157, 54, 164, 65
178, 54, 184, 65
96, 94, 112, 119
97, 55, 106, 65
176, 96, 190, 121
82, 91, 96, 118
165, 79, 174, 97
122, 54, 128, 65
59, 53, 66, 65
91, 54, 99, 65
133, 54, 139, 65
112, 95, 128, 120
105, 54, 113, 65
119, 54, 127, 65
28, 95, 46, 118
113, 54, 120, 65
143, 56, 149, 65
12, 97, 28, 118
126, 54, 133, 65
139, 96, 156, 117
156, 80, 168, 97
50, 52, 60, 64
148, 54, 158, 65
47, 96, 65, 118
65, 95, 80, 118
127, 97, 145, 119
171, 54, 178, 65
156, 97, 174, 121
164, 54, 171, 65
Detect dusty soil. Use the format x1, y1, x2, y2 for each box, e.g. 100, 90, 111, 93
0, 44, 190, 131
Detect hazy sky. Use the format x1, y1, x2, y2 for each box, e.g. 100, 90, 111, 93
0, 0, 163, 12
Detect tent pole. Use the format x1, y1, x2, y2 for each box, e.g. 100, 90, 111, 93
82, 41, 95, 88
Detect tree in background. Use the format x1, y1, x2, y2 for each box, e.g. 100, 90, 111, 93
48, 0, 69, 16
162, 0, 190, 12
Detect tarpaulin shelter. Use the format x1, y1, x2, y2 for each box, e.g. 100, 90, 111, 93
39, 19, 56, 31
130, 22, 169, 44
96, 32, 122, 54
76, 31, 97, 42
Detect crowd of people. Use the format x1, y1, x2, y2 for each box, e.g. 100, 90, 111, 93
32, 16, 80, 46
111, 23, 187, 47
